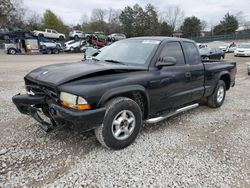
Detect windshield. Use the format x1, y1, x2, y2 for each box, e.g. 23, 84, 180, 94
95, 39, 160, 65
238, 44, 250, 49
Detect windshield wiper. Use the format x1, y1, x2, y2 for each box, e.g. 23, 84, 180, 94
104, 59, 126, 65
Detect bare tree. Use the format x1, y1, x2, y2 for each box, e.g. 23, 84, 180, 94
108, 8, 121, 25
91, 8, 106, 22
24, 11, 41, 30
201, 20, 208, 31
160, 6, 184, 31
80, 13, 89, 24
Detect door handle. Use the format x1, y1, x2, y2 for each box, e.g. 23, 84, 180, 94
185, 72, 191, 78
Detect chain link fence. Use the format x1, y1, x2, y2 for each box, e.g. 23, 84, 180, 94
189, 32, 250, 43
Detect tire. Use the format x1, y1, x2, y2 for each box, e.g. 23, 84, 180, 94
207, 80, 226, 108
74, 35, 79, 40
95, 97, 142, 150
8, 48, 16, 55
59, 36, 64, 40
70, 47, 74, 52
52, 48, 59, 54
38, 33, 44, 38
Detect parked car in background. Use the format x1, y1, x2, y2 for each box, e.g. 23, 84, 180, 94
108, 33, 126, 41
219, 42, 237, 53
93, 32, 107, 42
40, 38, 62, 49
64, 40, 85, 52
197, 43, 208, 49
32, 29, 65, 40
3, 28, 33, 39
69, 30, 85, 40
246, 62, 250, 75
200, 48, 225, 60
234, 43, 250, 57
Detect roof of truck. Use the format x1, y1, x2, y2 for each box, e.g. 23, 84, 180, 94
128, 36, 194, 43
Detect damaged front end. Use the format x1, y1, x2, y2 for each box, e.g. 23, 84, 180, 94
12, 81, 65, 132
12, 80, 105, 132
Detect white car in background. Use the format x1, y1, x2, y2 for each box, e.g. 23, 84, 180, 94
32, 29, 65, 40
219, 42, 237, 53
64, 40, 85, 52
40, 39, 62, 49
234, 43, 250, 57
246, 62, 250, 75
69, 30, 85, 40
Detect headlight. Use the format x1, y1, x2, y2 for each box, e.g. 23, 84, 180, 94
59, 92, 91, 110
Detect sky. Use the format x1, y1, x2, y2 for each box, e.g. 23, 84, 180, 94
23, 0, 250, 27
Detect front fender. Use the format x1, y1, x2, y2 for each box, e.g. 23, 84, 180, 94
97, 85, 150, 117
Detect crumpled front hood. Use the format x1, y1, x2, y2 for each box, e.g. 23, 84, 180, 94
25, 61, 147, 86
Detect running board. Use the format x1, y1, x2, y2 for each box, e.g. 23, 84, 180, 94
145, 103, 199, 124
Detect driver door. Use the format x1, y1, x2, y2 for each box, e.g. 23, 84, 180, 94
149, 41, 191, 113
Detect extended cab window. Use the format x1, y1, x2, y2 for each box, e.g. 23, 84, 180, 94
183, 42, 201, 65
160, 42, 185, 65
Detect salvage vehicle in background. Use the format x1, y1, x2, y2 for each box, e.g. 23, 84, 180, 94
108, 33, 126, 41
40, 38, 62, 49
197, 43, 208, 49
200, 48, 225, 60
32, 29, 65, 40
219, 42, 237, 53
12, 37, 236, 150
246, 62, 250, 75
93, 32, 107, 42
3, 29, 33, 39
64, 40, 86, 52
234, 43, 250, 57
69, 30, 86, 40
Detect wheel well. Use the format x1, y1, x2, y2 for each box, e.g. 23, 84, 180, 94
104, 91, 148, 120
220, 74, 230, 90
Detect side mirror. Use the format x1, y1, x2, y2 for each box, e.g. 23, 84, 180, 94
156, 56, 176, 68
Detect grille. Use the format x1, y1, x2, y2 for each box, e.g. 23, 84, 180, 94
25, 78, 58, 98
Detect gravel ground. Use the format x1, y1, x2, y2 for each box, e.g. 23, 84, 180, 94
0, 51, 250, 187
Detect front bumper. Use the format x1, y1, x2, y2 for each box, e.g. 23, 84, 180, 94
234, 52, 250, 56
12, 94, 105, 132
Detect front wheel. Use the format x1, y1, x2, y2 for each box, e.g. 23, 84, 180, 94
59, 36, 64, 40
95, 97, 142, 150
207, 80, 226, 108
8, 48, 16, 55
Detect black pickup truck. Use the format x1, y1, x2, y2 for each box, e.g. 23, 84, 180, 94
12, 37, 236, 150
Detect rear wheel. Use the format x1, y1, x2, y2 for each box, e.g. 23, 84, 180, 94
52, 48, 59, 54
207, 80, 226, 108
70, 47, 74, 52
95, 97, 142, 150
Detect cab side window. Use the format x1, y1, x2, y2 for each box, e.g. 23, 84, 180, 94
183, 42, 201, 65
159, 42, 185, 66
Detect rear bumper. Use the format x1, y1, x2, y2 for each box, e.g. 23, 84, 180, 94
12, 94, 105, 132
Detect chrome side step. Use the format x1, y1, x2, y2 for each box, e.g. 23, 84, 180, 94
145, 103, 199, 124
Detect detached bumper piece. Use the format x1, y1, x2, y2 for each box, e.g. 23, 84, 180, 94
12, 94, 106, 132
12, 94, 56, 132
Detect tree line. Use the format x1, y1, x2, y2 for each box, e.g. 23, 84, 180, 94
0, 0, 243, 38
